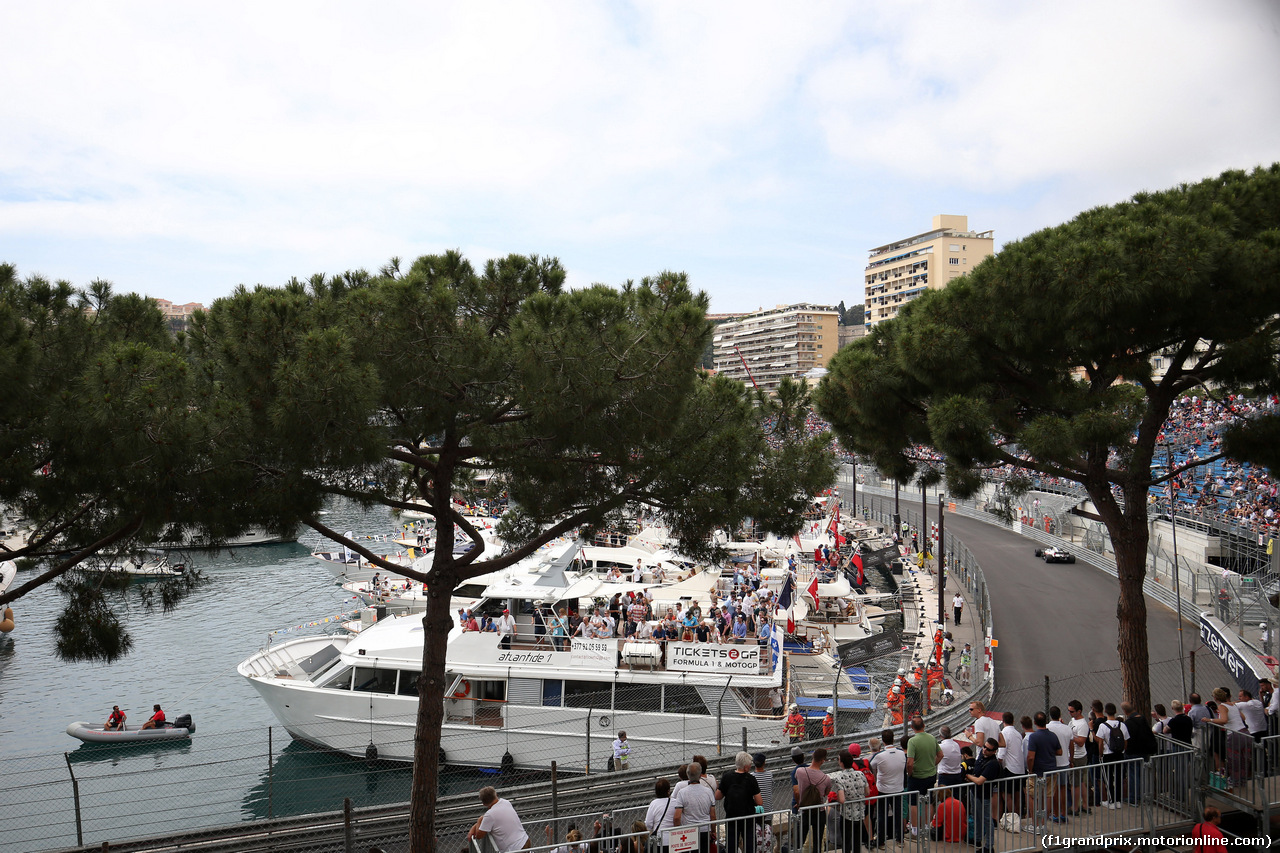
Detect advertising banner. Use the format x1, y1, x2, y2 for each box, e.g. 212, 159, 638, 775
837, 626, 903, 668
570, 639, 615, 667
1198, 614, 1266, 696
668, 642, 762, 674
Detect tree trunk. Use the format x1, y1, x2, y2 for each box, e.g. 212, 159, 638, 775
409, 564, 458, 853
1089, 484, 1154, 716
1112, 526, 1153, 714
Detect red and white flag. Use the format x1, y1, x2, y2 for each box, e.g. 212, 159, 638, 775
805, 575, 820, 608
787, 609, 796, 635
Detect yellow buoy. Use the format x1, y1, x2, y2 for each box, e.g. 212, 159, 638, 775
0, 606, 14, 633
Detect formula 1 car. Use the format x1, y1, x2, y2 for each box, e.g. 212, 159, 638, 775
1034, 546, 1076, 564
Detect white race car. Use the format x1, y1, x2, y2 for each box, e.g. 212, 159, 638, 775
1034, 546, 1076, 564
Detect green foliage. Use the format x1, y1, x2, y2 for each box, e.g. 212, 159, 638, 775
193, 253, 834, 569
816, 164, 1280, 710
817, 164, 1280, 500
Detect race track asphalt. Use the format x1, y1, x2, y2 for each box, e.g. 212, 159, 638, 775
862, 493, 1233, 712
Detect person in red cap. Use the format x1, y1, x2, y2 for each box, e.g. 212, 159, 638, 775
497, 608, 517, 650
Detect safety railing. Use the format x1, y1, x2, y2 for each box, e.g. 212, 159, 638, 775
476, 749, 1217, 853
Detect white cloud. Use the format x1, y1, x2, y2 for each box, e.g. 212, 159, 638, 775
0, 1, 1277, 307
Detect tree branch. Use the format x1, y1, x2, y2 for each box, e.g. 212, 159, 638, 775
0, 514, 145, 606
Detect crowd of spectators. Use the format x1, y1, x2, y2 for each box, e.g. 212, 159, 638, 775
470, 682, 1272, 853
808, 393, 1280, 539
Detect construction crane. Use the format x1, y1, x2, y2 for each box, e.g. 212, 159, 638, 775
733, 345, 759, 390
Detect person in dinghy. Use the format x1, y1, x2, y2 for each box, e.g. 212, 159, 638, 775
140, 704, 166, 730
104, 705, 126, 731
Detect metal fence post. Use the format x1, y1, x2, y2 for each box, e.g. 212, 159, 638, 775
343, 797, 354, 853
1044, 676, 1051, 717
64, 752, 83, 848
268, 725, 274, 819
551, 761, 559, 820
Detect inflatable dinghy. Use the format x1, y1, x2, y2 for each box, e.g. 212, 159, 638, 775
67, 714, 195, 743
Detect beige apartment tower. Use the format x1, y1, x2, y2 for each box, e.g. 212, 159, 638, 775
712, 303, 840, 394
864, 214, 993, 329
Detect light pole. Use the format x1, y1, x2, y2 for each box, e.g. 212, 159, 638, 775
1166, 443, 1187, 696
938, 490, 946, 629
893, 480, 901, 542
920, 481, 928, 557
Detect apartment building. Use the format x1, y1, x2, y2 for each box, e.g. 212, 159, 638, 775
864, 214, 993, 330
152, 298, 205, 333
711, 303, 840, 393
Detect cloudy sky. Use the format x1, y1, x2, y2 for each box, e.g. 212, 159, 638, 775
3, 1, 1278, 313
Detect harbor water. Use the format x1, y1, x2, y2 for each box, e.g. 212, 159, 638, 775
0, 502, 492, 851
0, 502, 903, 851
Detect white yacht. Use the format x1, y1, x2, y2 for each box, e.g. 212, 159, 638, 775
239, 612, 787, 771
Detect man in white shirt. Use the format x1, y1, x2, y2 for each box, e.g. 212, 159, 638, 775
469, 786, 530, 851
673, 762, 717, 853
870, 727, 907, 845
1096, 703, 1129, 809
998, 711, 1025, 818
1067, 701, 1091, 814
496, 609, 517, 650
1047, 706, 1074, 818
969, 701, 1001, 751
632, 560, 644, 583
1238, 689, 1268, 738
952, 592, 964, 625
937, 726, 964, 787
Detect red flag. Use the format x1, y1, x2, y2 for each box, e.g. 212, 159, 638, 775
805, 575, 819, 607
787, 609, 795, 635
852, 552, 864, 586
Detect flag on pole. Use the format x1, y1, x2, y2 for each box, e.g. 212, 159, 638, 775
828, 504, 845, 547
777, 575, 794, 612
805, 575, 820, 608
851, 552, 865, 587
786, 609, 796, 635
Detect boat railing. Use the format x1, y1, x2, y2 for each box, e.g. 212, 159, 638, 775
244, 637, 333, 679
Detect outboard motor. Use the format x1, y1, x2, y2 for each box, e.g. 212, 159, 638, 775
173, 713, 194, 732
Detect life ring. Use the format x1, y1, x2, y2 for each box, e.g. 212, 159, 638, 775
452, 679, 471, 699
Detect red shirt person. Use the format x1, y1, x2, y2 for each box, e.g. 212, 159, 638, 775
104, 706, 126, 731
141, 704, 166, 730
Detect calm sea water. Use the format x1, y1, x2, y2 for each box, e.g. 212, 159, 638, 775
0, 504, 902, 851
0, 501, 461, 851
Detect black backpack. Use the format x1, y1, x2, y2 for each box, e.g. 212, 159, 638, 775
1102, 721, 1125, 754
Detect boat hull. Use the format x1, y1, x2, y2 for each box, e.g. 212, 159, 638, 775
242, 674, 786, 770
66, 722, 192, 743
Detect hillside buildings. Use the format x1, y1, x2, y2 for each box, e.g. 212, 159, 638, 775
864, 214, 993, 330
711, 303, 840, 393
152, 298, 205, 333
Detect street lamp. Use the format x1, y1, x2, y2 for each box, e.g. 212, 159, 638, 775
1164, 442, 1186, 696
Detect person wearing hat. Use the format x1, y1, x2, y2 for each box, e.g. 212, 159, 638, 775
785, 703, 806, 743
822, 706, 836, 739
497, 607, 517, 650
886, 684, 904, 727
